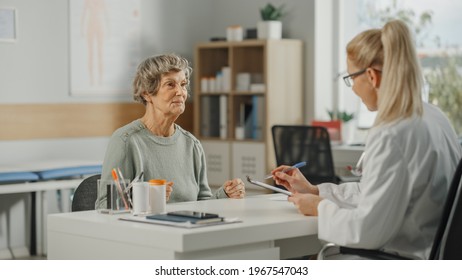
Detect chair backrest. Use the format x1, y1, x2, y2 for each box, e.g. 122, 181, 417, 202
71, 174, 101, 212
272, 125, 339, 185
430, 157, 462, 259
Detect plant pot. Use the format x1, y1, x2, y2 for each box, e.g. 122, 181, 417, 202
257, 21, 282, 39
341, 121, 355, 145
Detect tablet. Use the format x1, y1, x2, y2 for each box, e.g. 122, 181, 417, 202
246, 176, 292, 196
167, 211, 219, 219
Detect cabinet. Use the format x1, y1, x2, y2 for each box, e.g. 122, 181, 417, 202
193, 40, 303, 194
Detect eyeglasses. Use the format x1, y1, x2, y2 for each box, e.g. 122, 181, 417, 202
343, 68, 382, 87
343, 69, 367, 87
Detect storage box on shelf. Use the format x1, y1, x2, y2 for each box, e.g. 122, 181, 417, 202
193, 40, 303, 194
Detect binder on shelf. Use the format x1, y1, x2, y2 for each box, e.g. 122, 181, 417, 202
219, 95, 227, 139
209, 96, 220, 137
200, 97, 211, 137
222, 67, 231, 92
238, 99, 254, 139
252, 96, 265, 140
244, 102, 253, 139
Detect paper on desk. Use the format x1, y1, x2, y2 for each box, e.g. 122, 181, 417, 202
267, 194, 290, 201
119, 215, 241, 228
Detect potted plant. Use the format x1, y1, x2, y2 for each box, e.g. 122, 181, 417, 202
328, 110, 355, 144
257, 3, 285, 39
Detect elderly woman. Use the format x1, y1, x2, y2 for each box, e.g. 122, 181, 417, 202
97, 54, 245, 208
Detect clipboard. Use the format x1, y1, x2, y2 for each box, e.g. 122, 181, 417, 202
246, 176, 292, 196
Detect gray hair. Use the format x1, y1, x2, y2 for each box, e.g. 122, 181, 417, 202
133, 54, 192, 105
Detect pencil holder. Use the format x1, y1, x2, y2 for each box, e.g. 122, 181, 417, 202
96, 179, 131, 214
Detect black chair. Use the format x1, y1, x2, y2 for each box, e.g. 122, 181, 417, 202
318, 156, 462, 260
71, 174, 100, 212
272, 125, 340, 185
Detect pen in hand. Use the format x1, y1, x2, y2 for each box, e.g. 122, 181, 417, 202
265, 161, 307, 179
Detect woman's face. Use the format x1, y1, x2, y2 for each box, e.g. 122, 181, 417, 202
347, 59, 379, 111
150, 70, 188, 117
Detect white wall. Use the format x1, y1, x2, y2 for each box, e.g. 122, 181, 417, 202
208, 0, 316, 122
0, 0, 318, 165
0, 0, 214, 165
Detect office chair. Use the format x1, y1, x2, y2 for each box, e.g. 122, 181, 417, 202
318, 156, 462, 260
272, 125, 340, 185
71, 174, 100, 212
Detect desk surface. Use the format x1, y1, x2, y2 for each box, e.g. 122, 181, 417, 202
47, 194, 320, 260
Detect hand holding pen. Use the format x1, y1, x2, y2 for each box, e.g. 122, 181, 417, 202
265, 161, 307, 179
271, 162, 318, 195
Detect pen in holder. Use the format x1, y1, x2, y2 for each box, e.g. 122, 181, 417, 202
96, 179, 131, 214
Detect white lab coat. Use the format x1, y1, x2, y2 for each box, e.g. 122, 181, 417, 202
317, 102, 462, 259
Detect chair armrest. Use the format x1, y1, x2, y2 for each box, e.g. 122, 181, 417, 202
317, 243, 411, 260
339, 246, 411, 260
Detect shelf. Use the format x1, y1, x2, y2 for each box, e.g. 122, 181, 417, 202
193, 40, 303, 186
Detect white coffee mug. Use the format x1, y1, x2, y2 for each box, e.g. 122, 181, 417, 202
148, 179, 167, 214
132, 182, 150, 215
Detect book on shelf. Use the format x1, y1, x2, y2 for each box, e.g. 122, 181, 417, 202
252, 96, 264, 140
243, 101, 254, 139
221, 67, 231, 92
237, 97, 264, 140
201, 96, 227, 138
219, 95, 227, 139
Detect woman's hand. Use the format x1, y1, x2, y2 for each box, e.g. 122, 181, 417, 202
166, 181, 173, 201
224, 178, 245, 199
271, 165, 318, 195
288, 193, 323, 216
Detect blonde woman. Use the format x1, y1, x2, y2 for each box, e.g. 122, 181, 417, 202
271, 20, 462, 259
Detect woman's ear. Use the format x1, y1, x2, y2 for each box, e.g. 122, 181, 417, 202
143, 93, 152, 104
367, 68, 381, 89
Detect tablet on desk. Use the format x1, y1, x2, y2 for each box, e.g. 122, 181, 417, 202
168, 211, 219, 219
246, 176, 292, 196
147, 213, 223, 225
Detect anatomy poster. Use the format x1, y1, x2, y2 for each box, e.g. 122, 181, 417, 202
69, 0, 140, 96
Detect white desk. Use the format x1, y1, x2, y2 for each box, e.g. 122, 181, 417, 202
47, 194, 321, 260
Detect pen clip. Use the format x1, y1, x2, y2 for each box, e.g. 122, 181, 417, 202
264, 161, 307, 180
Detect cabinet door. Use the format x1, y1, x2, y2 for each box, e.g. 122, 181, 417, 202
201, 141, 231, 186
231, 142, 268, 195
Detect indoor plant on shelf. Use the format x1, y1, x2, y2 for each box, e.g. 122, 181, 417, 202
257, 3, 285, 39
328, 110, 355, 144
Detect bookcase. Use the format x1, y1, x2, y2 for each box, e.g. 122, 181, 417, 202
193, 39, 303, 194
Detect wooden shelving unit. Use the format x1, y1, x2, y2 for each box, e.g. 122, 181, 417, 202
193, 39, 303, 193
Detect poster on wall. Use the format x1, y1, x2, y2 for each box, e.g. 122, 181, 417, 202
69, 0, 141, 96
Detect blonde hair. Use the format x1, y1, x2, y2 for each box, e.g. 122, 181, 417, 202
346, 20, 423, 126
133, 54, 192, 105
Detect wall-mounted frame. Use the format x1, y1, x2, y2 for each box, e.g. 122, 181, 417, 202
0, 7, 17, 43
69, 0, 141, 96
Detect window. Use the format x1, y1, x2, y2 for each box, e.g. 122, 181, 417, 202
338, 0, 462, 135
